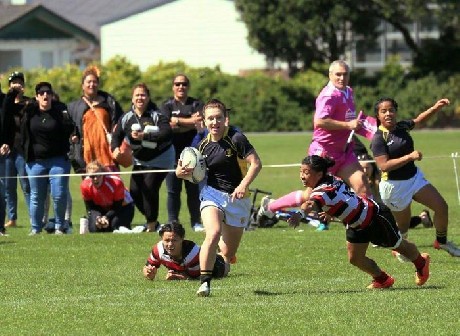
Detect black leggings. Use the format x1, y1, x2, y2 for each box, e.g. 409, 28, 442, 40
88, 203, 135, 232
130, 166, 168, 222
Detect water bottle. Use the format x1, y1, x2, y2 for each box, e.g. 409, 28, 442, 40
80, 217, 89, 234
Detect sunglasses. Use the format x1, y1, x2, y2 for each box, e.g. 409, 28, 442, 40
174, 82, 188, 87
37, 90, 53, 96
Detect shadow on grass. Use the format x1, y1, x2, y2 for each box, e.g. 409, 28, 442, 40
0, 240, 17, 245
253, 284, 444, 296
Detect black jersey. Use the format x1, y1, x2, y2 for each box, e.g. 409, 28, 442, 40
159, 97, 204, 158
370, 120, 417, 180
198, 126, 255, 194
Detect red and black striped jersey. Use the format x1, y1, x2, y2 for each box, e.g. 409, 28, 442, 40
146, 240, 200, 278
310, 175, 377, 230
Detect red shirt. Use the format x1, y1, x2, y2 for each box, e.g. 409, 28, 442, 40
80, 175, 131, 210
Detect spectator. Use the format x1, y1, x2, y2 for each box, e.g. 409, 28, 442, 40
370, 97, 460, 257
143, 222, 227, 280
0, 84, 9, 236
176, 99, 262, 297
112, 83, 174, 232
160, 74, 205, 232
1, 72, 31, 228
20, 82, 74, 235
68, 65, 123, 173
43, 91, 74, 233
80, 161, 134, 232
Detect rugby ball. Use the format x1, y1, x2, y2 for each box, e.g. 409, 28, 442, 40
179, 147, 206, 183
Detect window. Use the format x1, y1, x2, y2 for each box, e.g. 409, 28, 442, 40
40, 51, 54, 68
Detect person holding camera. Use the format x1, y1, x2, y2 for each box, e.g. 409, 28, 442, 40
111, 83, 174, 233
1, 72, 31, 229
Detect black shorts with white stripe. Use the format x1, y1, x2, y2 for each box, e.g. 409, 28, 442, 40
346, 203, 402, 248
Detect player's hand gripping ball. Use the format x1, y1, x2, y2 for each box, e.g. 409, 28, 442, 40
179, 147, 206, 184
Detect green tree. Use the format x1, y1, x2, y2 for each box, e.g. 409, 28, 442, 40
235, 0, 460, 75
102, 56, 142, 110
352, 0, 460, 72
234, 0, 379, 76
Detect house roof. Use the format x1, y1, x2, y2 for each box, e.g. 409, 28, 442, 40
0, 3, 97, 42
29, 0, 174, 38
0, 3, 36, 28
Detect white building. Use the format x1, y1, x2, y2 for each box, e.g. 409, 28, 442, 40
101, 0, 268, 74
350, 16, 440, 73
0, 2, 97, 72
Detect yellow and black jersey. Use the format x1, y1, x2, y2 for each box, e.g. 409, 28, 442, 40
370, 120, 416, 181
198, 126, 255, 194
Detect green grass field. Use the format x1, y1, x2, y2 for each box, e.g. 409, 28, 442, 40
1, 130, 460, 335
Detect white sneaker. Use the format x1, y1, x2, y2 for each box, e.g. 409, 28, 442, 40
196, 282, 210, 297
192, 223, 205, 232
131, 225, 146, 233
434, 240, 460, 257
257, 196, 274, 219
113, 226, 133, 234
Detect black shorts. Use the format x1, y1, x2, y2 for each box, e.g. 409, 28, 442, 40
212, 254, 227, 278
346, 204, 402, 248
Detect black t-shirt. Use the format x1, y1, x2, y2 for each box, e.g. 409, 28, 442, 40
30, 110, 63, 159
198, 126, 255, 193
159, 97, 204, 158
370, 120, 417, 180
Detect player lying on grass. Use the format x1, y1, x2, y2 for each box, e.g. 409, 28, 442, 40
258, 155, 430, 289
143, 222, 228, 280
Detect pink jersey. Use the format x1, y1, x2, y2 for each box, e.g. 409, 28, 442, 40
310, 82, 356, 154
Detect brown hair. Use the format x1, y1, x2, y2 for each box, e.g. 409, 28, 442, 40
132, 83, 150, 97
203, 98, 228, 118
81, 65, 101, 84
86, 160, 106, 174
172, 73, 190, 85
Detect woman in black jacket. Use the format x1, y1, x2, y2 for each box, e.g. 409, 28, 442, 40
21, 82, 75, 235
112, 83, 174, 232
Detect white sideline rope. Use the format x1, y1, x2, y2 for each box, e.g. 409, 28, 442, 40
0, 154, 458, 179
452, 152, 460, 205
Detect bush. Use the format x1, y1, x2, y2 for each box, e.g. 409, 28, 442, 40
1, 58, 458, 130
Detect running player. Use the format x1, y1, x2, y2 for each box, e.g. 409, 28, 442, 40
370, 97, 460, 257
176, 98, 262, 296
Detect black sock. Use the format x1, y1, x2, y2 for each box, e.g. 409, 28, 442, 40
409, 216, 422, 228
436, 230, 447, 245
200, 270, 213, 285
